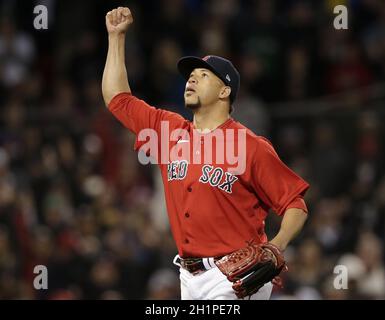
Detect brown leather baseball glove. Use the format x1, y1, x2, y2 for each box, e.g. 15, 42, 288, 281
215, 242, 287, 299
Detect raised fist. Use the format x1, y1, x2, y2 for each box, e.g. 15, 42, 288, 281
106, 7, 133, 35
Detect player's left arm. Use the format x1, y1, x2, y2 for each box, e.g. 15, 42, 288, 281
250, 138, 310, 251
269, 206, 307, 251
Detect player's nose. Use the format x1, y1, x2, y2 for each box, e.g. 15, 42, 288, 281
188, 76, 197, 85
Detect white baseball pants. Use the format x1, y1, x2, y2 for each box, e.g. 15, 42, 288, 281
173, 255, 273, 300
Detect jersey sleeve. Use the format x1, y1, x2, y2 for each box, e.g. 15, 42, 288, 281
286, 196, 308, 213
108, 92, 185, 151
250, 137, 310, 216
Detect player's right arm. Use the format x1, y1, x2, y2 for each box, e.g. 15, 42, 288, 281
101, 7, 185, 152
102, 7, 133, 105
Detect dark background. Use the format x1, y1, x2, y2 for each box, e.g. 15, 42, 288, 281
0, 0, 384, 299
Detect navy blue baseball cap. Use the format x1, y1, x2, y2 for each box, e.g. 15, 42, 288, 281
177, 55, 240, 105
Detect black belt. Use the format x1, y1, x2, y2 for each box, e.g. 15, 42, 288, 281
177, 256, 223, 274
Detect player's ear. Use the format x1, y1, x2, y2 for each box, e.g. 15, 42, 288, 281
219, 86, 231, 100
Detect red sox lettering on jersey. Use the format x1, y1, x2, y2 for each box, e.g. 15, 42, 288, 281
198, 165, 238, 194
167, 161, 238, 194
108, 93, 309, 258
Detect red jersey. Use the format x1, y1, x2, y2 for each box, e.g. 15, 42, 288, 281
108, 92, 310, 258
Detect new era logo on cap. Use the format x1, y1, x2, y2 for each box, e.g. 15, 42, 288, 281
226, 74, 231, 82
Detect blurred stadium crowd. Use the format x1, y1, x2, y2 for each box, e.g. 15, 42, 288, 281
0, 0, 385, 299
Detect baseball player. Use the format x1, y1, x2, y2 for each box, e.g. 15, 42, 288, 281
102, 7, 310, 300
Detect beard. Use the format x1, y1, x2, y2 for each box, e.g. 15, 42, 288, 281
185, 96, 202, 110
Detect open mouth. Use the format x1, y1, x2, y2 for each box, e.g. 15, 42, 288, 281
185, 88, 196, 95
